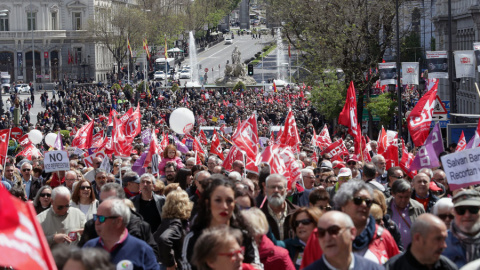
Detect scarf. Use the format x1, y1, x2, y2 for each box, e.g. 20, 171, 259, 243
451, 221, 480, 262
352, 215, 376, 251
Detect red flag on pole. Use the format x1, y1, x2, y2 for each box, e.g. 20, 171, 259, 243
407, 80, 438, 147
338, 81, 360, 139
456, 131, 467, 152
210, 130, 224, 160
0, 129, 10, 165
71, 121, 94, 149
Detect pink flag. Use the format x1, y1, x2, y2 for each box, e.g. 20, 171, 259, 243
410, 123, 444, 171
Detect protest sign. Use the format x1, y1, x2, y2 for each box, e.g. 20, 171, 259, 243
83, 150, 106, 167
44, 150, 70, 172
441, 147, 480, 190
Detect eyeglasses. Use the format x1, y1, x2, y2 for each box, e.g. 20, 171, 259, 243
338, 176, 350, 182
393, 175, 404, 179
327, 180, 337, 184
438, 213, 455, 220
93, 214, 119, 223
57, 204, 70, 210
352, 197, 373, 207
40, 193, 51, 198
80, 186, 91, 190
147, 167, 152, 169
347, 162, 356, 165
218, 246, 245, 261
22, 169, 31, 172
318, 206, 332, 211
294, 218, 313, 227
455, 206, 480, 215
316, 225, 348, 238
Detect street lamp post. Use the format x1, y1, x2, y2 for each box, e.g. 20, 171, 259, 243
396, 0, 403, 139
30, 0, 36, 92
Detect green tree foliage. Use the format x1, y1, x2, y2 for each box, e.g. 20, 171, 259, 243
309, 71, 346, 121
401, 31, 422, 62
366, 93, 397, 127
233, 81, 246, 91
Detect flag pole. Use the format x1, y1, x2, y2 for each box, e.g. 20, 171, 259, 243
475, 83, 480, 99
127, 36, 130, 86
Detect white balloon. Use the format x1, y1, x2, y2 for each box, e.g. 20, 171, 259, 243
169, 108, 195, 135
28, 129, 43, 144
45, 133, 57, 147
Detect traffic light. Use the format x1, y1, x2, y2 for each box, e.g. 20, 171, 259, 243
248, 64, 253, 76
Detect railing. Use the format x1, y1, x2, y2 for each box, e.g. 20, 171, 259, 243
0, 30, 90, 40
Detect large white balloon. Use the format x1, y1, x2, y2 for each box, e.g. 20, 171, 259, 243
169, 108, 195, 134
45, 133, 57, 147
28, 129, 43, 144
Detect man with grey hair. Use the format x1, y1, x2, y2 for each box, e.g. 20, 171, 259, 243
64, 170, 78, 193
91, 168, 107, 199
305, 211, 384, 270
261, 174, 298, 240
372, 154, 387, 184
37, 186, 86, 248
386, 179, 425, 249
130, 173, 165, 234
83, 198, 159, 269
185, 157, 195, 170
232, 160, 245, 174
206, 155, 218, 173
385, 213, 456, 270
411, 172, 439, 213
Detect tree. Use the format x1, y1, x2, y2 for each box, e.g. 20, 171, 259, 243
309, 71, 346, 122
366, 93, 397, 127
88, 6, 146, 75
267, 0, 399, 133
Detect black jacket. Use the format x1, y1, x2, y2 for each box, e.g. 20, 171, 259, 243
78, 209, 159, 260
411, 190, 439, 213
154, 218, 188, 269
130, 192, 165, 219
385, 245, 457, 270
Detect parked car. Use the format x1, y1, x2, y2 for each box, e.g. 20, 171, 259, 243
154, 71, 166, 80
13, 84, 30, 94
225, 38, 233, 45
179, 70, 191, 79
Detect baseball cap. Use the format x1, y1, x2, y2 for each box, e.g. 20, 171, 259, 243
333, 163, 345, 169
347, 157, 358, 164
320, 160, 332, 169
452, 190, 480, 207
429, 181, 442, 192
338, 168, 352, 178
122, 174, 140, 184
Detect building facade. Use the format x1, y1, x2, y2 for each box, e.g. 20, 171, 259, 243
434, 0, 480, 114
0, 0, 134, 84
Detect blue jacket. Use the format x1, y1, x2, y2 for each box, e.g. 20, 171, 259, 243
84, 233, 159, 270
442, 230, 467, 269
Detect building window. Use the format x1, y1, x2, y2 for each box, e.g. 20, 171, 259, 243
51, 12, 58, 30
72, 12, 81, 30
27, 12, 36, 30
0, 13, 8, 31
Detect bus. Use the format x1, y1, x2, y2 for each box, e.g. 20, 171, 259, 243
155, 58, 176, 73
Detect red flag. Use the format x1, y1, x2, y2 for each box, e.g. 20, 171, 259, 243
199, 130, 208, 145
232, 114, 259, 172
84, 113, 93, 121
269, 131, 275, 146
15, 144, 43, 160
193, 136, 205, 155
320, 139, 348, 160
400, 139, 417, 179
277, 110, 301, 152
110, 118, 132, 157
407, 80, 438, 147
311, 129, 318, 147
456, 131, 467, 152
377, 127, 387, 155
219, 124, 226, 133
144, 132, 162, 168
360, 136, 372, 163
107, 109, 118, 127
261, 117, 267, 125
222, 145, 245, 171
311, 150, 318, 164
71, 121, 94, 149
258, 145, 301, 190
338, 81, 360, 139
210, 130, 224, 160
0, 129, 10, 165
384, 140, 399, 170
118, 107, 134, 125
223, 100, 228, 107
18, 134, 31, 147
159, 133, 169, 151
315, 124, 332, 150
90, 131, 105, 149
0, 187, 57, 269
125, 104, 142, 138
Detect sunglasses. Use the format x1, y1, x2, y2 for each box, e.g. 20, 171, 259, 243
57, 204, 70, 210
316, 225, 347, 238
80, 186, 91, 190
438, 214, 455, 220
327, 180, 337, 184
347, 162, 356, 165
352, 197, 373, 207
93, 214, 119, 223
455, 206, 480, 215
22, 169, 31, 172
40, 193, 51, 198
294, 218, 314, 227
147, 167, 152, 169
318, 206, 332, 211
393, 175, 404, 179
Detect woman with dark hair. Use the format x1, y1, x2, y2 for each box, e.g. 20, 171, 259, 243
70, 179, 98, 220
181, 176, 260, 270
175, 168, 193, 190
158, 144, 184, 175
33, 185, 53, 214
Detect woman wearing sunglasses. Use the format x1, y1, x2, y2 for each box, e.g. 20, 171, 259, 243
334, 180, 399, 264
33, 185, 53, 214
71, 179, 98, 220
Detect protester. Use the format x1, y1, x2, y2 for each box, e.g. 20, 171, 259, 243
33, 185, 53, 214
159, 144, 184, 175
70, 179, 98, 220
432, 198, 455, 229
130, 173, 165, 233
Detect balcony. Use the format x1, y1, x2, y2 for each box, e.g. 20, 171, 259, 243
0, 30, 91, 41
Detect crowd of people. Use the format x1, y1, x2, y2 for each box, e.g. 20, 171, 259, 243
0, 80, 477, 270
